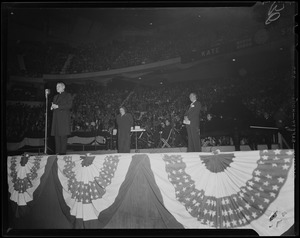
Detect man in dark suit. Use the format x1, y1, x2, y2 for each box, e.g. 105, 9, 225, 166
116, 106, 134, 153
51, 82, 73, 155
183, 92, 201, 152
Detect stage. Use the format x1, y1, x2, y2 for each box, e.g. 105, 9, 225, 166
5, 149, 294, 236
65, 144, 280, 155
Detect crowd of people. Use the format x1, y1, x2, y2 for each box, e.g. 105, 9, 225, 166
8, 40, 73, 77
6, 84, 40, 101
7, 22, 254, 77
6, 103, 46, 142
6, 66, 294, 150
6, 9, 295, 152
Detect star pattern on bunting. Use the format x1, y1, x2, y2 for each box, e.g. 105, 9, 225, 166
163, 150, 293, 228
9, 155, 43, 194
62, 155, 120, 204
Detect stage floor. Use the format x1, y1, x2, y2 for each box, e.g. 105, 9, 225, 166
65, 144, 279, 155
7, 144, 279, 157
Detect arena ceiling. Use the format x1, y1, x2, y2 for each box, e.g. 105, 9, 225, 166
5, 2, 295, 37
5, 2, 262, 44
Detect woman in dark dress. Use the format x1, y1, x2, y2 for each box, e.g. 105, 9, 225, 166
116, 106, 134, 153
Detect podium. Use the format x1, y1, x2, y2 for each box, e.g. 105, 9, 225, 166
131, 127, 146, 150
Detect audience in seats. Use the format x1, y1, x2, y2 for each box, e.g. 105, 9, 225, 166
6, 67, 293, 150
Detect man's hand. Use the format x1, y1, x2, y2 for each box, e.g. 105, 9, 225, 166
51, 103, 59, 110
183, 116, 190, 125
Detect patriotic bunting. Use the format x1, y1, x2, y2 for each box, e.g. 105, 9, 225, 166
7, 154, 54, 217
8, 155, 48, 205
7, 150, 294, 235
56, 153, 132, 221
149, 149, 294, 236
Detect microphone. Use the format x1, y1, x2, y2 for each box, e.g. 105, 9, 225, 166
45, 89, 50, 97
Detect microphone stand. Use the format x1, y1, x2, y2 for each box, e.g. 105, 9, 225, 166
44, 89, 49, 154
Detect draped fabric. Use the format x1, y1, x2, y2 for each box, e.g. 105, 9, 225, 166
7, 136, 106, 151
7, 154, 55, 217
95, 154, 183, 228
67, 136, 96, 145
149, 150, 294, 236
67, 135, 105, 145
53, 153, 130, 228
7, 138, 44, 151
7, 150, 294, 235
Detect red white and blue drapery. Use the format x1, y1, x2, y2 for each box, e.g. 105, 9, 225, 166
7, 154, 55, 217
7, 149, 294, 235
150, 150, 294, 236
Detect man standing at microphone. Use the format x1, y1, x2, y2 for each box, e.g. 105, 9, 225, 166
51, 82, 72, 155
183, 92, 201, 152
